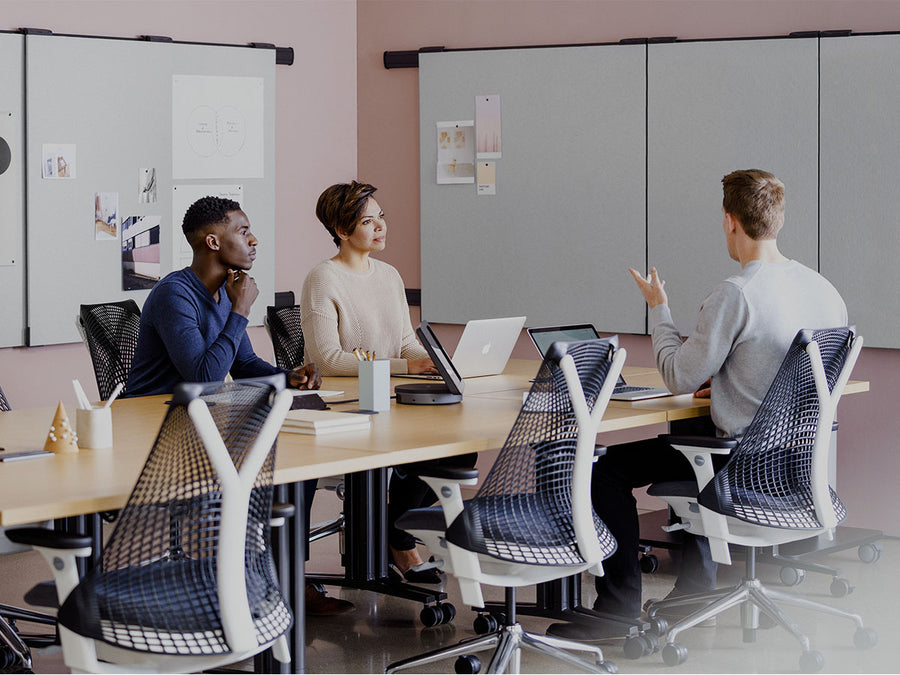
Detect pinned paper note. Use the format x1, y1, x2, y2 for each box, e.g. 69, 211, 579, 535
477, 161, 496, 195
44, 401, 79, 454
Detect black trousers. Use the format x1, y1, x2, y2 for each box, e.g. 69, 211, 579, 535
592, 418, 723, 618
387, 453, 479, 551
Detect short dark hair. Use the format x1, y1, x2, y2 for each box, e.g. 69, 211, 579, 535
721, 169, 784, 239
182, 196, 242, 243
315, 181, 377, 247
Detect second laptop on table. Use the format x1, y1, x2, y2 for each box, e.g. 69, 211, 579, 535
526, 324, 672, 401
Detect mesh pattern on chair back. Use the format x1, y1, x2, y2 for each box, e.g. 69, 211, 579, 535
266, 305, 304, 370
56, 380, 292, 656
447, 339, 617, 566
80, 300, 142, 400
0, 385, 9, 412
701, 327, 853, 529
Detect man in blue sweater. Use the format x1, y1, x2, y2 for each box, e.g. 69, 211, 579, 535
126, 196, 353, 616
126, 196, 320, 395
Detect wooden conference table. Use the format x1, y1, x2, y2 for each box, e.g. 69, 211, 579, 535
0, 360, 869, 672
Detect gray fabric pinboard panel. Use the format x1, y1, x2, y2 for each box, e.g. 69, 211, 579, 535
25, 35, 275, 346
419, 45, 646, 333
0, 32, 25, 347
820, 34, 900, 349
647, 38, 819, 336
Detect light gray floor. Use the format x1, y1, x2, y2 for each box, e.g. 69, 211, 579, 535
2, 498, 896, 674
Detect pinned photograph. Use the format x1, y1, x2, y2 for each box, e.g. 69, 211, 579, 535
94, 192, 119, 240
42, 143, 77, 179
121, 215, 161, 291
476, 95, 501, 159
436, 120, 475, 184
139, 168, 158, 203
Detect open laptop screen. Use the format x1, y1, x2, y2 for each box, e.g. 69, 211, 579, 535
527, 325, 626, 387
527, 324, 600, 357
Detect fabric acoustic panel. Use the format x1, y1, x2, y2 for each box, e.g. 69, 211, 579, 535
419, 44, 647, 333
25, 34, 275, 346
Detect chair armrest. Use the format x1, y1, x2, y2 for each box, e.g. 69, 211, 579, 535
416, 466, 479, 482
660, 435, 737, 453
271, 502, 295, 520
6, 527, 92, 550
661, 435, 736, 491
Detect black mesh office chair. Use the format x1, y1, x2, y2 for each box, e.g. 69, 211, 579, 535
0, 385, 58, 673
386, 339, 624, 674
77, 300, 142, 400
264, 302, 347, 545
265, 305, 305, 370
643, 328, 877, 673
7, 376, 294, 673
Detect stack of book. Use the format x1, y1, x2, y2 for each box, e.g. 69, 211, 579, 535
281, 409, 371, 435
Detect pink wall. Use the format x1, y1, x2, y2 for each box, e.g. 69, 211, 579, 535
358, 0, 900, 535
0, 0, 357, 404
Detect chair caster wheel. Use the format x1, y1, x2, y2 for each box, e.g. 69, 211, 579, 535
473, 613, 498, 634
648, 616, 668, 636
599, 660, 618, 673
420, 605, 444, 628
799, 649, 825, 673
640, 553, 659, 574
853, 627, 878, 650
858, 542, 882, 563
662, 642, 687, 667
623, 635, 651, 660
830, 577, 853, 597
439, 602, 456, 625
780, 566, 805, 586
454, 655, 481, 674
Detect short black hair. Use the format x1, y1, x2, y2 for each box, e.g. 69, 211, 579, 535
182, 196, 242, 238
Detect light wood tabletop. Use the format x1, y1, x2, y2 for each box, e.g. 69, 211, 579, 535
0, 359, 868, 526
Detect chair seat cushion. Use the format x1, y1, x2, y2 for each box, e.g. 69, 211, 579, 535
58, 556, 290, 656
447, 493, 616, 567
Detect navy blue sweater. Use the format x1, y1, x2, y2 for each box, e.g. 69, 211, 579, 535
125, 268, 284, 396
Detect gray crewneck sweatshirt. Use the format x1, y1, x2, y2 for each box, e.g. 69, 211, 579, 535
649, 260, 847, 438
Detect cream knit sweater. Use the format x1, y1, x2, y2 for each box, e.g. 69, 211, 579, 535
300, 258, 429, 376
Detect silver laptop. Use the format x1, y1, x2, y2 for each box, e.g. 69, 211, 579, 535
403, 315, 526, 380
526, 324, 672, 401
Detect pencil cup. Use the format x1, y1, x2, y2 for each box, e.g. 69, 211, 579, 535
76, 406, 113, 449
359, 359, 390, 412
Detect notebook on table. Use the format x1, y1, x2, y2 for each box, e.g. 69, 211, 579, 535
403, 315, 526, 380
526, 324, 672, 401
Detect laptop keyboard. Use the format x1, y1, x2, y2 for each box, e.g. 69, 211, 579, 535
614, 385, 654, 393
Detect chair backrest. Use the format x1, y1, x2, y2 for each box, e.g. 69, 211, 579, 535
699, 327, 862, 531
0, 385, 9, 412
446, 338, 623, 569
265, 305, 304, 370
78, 300, 142, 400
56, 375, 293, 657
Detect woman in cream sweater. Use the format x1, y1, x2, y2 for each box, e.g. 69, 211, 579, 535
302, 181, 474, 583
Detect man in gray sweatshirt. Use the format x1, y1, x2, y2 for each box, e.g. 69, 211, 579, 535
550, 169, 847, 639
